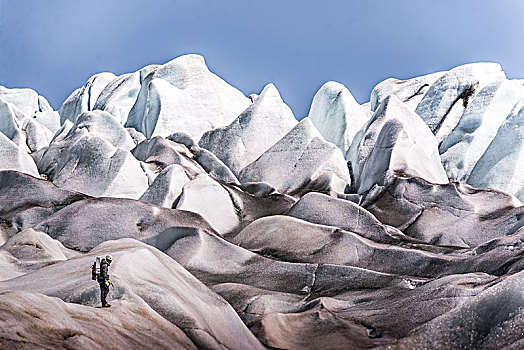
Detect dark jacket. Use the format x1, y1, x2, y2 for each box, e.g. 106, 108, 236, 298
97, 259, 109, 283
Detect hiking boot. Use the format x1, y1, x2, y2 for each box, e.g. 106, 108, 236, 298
102, 303, 111, 308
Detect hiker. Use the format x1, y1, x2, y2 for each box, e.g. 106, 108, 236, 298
97, 255, 113, 307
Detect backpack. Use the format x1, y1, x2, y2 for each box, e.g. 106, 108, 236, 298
91, 257, 101, 280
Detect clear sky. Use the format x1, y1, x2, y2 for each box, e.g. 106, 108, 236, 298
1, 0, 524, 119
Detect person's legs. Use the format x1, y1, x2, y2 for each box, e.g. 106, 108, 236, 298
100, 282, 109, 306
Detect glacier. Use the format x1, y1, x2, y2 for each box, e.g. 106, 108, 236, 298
0, 54, 523, 349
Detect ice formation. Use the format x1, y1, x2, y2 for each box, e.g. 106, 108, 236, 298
0, 54, 523, 349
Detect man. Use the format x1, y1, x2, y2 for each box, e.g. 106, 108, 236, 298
97, 254, 113, 307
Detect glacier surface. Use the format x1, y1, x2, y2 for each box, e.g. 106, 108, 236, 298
0, 54, 523, 349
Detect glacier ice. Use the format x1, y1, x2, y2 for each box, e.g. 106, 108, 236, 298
308, 81, 369, 155
371, 71, 444, 112
415, 62, 505, 142
239, 118, 351, 195
59, 72, 117, 124
138, 164, 189, 208
467, 99, 524, 202
176, 173, 240, 235
0, 97, 54, 153
0, 55, 524, 349
94, 65, 159, 124
0, 131, 39, 177
51, 136, 149, 199
125, 54, 251, 140
348, 95, 448, 194
0, 86, 40, 117
199, 83, 297, 175
440, 80, 524, 181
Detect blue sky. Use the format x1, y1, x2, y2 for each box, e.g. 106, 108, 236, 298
1, 0, 523, 119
